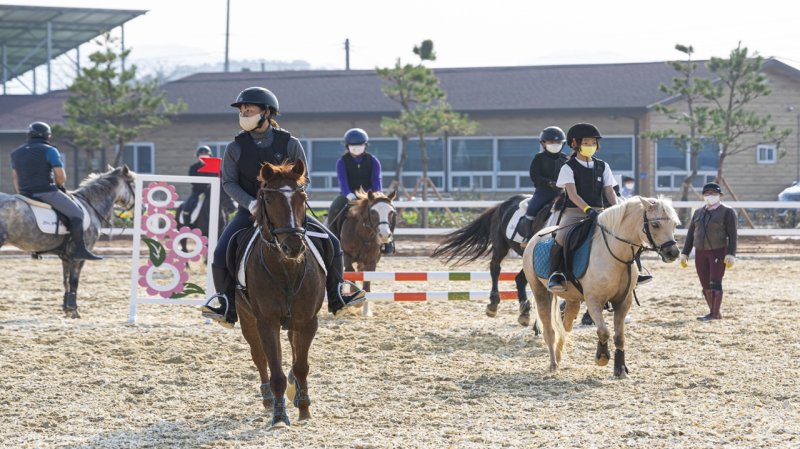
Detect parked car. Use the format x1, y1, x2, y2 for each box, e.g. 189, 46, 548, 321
778, 182, 800, 227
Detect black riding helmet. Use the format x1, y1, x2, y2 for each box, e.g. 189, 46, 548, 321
230, 87, 279, 111
566, 123, 602, 147
196, 145, 212, 157
28, 121, 51, 140
539, 126, 566, 142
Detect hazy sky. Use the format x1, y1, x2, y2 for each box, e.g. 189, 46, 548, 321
14, 0, 800, 92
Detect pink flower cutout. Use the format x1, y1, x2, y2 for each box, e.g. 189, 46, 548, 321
164, 227, 208, 262
138, 259, 190, 298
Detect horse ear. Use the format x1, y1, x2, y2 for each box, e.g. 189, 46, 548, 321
293, 159, 306, 177
121, 165, 129, 175
638, 196, 655, 210
388, 189, 397, 201
259, 163, 275, 182
367, 190, 375, 201
107, 164, 114, 171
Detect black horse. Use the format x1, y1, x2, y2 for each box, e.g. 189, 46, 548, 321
176, 190, 235, 260
432, 194, 559, 331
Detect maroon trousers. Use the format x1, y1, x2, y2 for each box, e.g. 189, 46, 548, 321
694, 247, 727, 291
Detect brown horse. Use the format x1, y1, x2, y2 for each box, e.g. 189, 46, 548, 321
232, 160, 325, 428
330, 188, 397, 316
522, 197, 680, 377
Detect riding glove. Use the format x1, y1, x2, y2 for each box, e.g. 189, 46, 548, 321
346, 193, 356, 201
724, 254, 735, 268
679, 253, 688, 268
248, 199, 258, 215
583, 206, 599, 221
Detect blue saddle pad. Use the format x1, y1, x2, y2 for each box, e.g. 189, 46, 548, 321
533, 236, 593, 280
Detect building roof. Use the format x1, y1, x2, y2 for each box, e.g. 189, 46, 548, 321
165, 61, 718, 115
0, 5, 146, 85
1, 58, 797, 131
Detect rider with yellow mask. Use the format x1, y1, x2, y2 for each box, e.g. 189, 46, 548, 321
547, 123, 619, 292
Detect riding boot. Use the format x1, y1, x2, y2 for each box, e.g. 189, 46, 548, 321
200, 265, 238, 327
69, 222, 102, 261
327, 252, 367, 315
710, 290, 723, 320
547, 242, 566, 292
635, 257, 653, 285
697, 289, 714, 321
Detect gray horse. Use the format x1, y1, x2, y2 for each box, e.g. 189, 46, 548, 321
0, 166, 136, 318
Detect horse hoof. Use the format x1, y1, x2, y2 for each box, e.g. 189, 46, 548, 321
260, 383, 274, 409
64, 308, 80, 319
298, 410, 311, 421
517, 314, 530, 327
269, 419, 290, 430
596, 355, 610, 366
485, 304, 498, 318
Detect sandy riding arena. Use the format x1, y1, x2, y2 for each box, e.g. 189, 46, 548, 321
1, 240, 799, 448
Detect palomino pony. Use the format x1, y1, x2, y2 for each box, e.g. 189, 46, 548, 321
329, 188, 397, 316
522, 196, 680, 378
230, 160, 325, 428
0, 166, 136, 318
432, 194, 555, 330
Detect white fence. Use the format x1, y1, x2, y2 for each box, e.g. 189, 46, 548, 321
100, 200, 800, 237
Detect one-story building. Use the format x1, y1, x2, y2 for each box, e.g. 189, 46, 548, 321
1, 59, 799, 200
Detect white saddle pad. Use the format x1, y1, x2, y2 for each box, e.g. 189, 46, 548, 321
505, 208, 527, 244
16, 195, 90, 235
178, 195, 205, 226
236, 226, 327, 289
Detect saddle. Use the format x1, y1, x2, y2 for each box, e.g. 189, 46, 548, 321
533, 220, 595, 283
178, 194, 205, 226
505, 196, 532, 243
229, 219, 331, 291
15, 194, 90, 235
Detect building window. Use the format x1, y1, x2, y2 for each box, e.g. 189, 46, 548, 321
496, 137, 538, 191
655, 138, 718, 190
756, 144, 777, 164
305, 138, 401, 192
198, 141, 230, 158
122, 142, 154, 173
450, 138, 494, 191
600, 136, 635, 183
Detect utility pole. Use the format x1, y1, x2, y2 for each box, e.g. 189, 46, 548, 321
224, 0, 230, 72
344, 38, 350, 70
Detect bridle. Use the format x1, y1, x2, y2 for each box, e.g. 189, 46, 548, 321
362, 199, 396, 233
256, 184, 307, 243
597, 209, 677, 265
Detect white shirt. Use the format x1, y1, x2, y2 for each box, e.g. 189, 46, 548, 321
556, 158, 617, 189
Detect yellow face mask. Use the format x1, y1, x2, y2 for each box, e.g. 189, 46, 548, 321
579, 145, 597, 157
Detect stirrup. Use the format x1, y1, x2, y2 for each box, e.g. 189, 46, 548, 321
547, 273, 566, 292
339, 281, 367, 308
200, 293, 234, 329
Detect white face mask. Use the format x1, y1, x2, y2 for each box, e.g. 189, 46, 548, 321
623, 183, 634, 190
239, 113, 263, 131
704, 194, 720, 206
348, 144, 366, 156
545, 143, 563, 154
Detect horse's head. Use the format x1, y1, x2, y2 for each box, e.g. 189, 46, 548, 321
112, 165, 136, 210
353, 188, 397, 244
636, 196, 681, 262
255, 160, 308, 260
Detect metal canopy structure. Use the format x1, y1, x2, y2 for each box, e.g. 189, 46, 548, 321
0, 4, 146, 93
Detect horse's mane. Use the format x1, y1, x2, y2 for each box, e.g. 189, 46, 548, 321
258, 162, 307, 186
76, 167, 131, 198
349, 188, 391, 217
598, 195, 681, 229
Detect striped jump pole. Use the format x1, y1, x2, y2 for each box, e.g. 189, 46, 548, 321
343, 271, 520, 282
364, 290, 528, 302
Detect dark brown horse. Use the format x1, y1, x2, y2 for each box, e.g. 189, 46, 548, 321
329, 188, 396, 316
231, 160, 325, 428
432, 194, 558, 331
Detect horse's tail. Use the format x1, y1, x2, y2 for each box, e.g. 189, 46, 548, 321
431, 196, 521, 266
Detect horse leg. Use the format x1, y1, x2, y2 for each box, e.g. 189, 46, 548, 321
515, 270, 537, 332
486, 246, 506, 317
359, 261, 375, 317
61, 258, 84, 319
612, 295, 633, 378
561, 299, 581, 333
287, 318, 318, 421
587, 297, 611, 367
239, 306, 272, 409
255, 321, 289, 427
